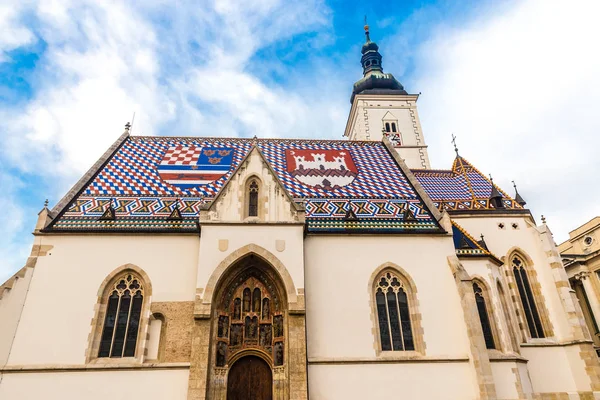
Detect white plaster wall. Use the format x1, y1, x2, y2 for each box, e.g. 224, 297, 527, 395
516, 362, 534, 396
304, 235, 470, 359
453, 216, 571, 340
0, 267, 33, 366
520, 346, 580, 392
197, 225, 305, 296
308, 363, 477, 399
0, 369, 189, 399
7, 235, 199, 366
490, 361, 520, 400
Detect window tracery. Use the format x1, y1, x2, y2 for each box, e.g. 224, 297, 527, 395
248, 180, 259, 217
375, 271, 414, 351
216, 274, 284, 367
98, 273, 145, 358
511, 255, 545, 338
473, 282, 496, 349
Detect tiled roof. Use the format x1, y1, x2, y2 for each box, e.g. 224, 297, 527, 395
412, 156, 523, 211
47, 136, 442, 233
451, 221, 501, 263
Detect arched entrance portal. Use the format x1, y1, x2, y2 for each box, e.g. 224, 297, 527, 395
227, 355, 273, 400
208, 253, 290, 399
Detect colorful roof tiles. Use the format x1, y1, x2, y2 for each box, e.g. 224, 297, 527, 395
413, 156, 523, 212
47, 136, 442, 233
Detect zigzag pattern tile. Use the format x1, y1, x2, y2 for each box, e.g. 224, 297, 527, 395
58, 136, 439, 230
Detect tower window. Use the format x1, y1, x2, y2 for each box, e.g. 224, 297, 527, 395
248, 180, 259, 217
385, 123, 391, 132
365, 60, 372, 67
391, 123, 397, 132
372, 60, 378, 65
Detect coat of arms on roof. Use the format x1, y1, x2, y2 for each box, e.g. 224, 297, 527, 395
157, 145, 234, 189
285, 149, 358, 190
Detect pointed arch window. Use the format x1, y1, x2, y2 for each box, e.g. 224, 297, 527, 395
512, 255, 545, 338
375, 271, 414, 351
248, 180, 259, 217
473, 282, 496, 349
98, 273, 145, 358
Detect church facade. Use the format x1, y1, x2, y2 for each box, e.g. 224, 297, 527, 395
1, 27, 599, 400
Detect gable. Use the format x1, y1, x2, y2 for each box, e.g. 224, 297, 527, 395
46, 136, 443, 233
412, 156, 523, 212
203, 147, 303, 223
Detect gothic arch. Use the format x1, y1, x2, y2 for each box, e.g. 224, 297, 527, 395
368, 262, 425, 355
504, 247, 554, 339
207, 250, 293, 399
203, 244, 299, 310
471, 276, 501, 351
243, 174, 264, 219
86, 263, 152, 363
95, 263, 153, 298
496, 278, 522, 351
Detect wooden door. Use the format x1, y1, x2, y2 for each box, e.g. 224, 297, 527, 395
227, 356, 273, 400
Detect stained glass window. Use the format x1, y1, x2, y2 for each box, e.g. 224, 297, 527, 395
512, 256, 545, 338
473, 283, 495, 349
249, 181, 259, 217
98, 273, 144, 358
374, 271, 415, 351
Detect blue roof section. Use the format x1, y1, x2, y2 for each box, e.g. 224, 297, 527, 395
412, 156, 523, 211
48, 136, 442, 233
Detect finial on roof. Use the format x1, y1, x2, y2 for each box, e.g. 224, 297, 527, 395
512, 180, 527, 207
478, 233, 489, 251
488, 174, 505, 209
541, 215, 546, 224
364, 16, 371, 42
44, 198, 49, 208
125, 122, 131, 133
451, 134, 459, 156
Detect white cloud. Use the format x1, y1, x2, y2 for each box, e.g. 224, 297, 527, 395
0, 0, 338, 280
0, 3, 35, 62
411, 0, 600, 242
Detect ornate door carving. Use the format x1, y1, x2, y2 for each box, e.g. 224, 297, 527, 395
226, 356, 272, 400
216, 272, 285, 368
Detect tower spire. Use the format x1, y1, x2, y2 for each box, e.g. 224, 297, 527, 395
360, 22, 383, 77
512, 180, 527, 207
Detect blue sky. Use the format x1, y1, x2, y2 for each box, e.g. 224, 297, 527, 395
1, 0, 600, 282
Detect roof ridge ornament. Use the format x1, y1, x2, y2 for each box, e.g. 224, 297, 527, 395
512, 180, 527, 207
451, 134, 459, 156
98, 199, 116, 221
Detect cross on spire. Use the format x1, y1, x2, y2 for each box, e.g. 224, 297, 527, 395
451, 134, 459, 156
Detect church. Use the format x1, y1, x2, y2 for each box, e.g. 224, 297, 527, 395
1, 26, 599, 400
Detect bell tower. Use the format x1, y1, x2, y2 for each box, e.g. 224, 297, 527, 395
344, 24, 431, 169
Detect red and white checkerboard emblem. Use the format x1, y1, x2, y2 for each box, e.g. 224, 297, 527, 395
161, 146, 203, 165
157, 145, 234, 189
